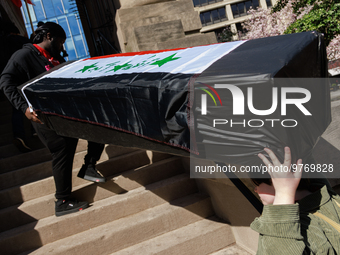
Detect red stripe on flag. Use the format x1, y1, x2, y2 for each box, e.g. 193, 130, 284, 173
85, 42, 222, 61
86, 47, 187, 60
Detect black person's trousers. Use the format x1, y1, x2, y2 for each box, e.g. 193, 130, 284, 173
32, 122, 104, 200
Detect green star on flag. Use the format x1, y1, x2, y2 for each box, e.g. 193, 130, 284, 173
76, 63, 100, 73
106, 62, 133, 73
150, 53, 181, 67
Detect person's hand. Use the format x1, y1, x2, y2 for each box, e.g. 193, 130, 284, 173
258, 147, 303, 205
25, 107, 43, 124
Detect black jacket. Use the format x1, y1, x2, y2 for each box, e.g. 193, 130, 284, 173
0, 43, 54, 113
0, 34, 31, 74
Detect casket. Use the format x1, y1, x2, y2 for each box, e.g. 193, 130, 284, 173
20, 31, 331, 167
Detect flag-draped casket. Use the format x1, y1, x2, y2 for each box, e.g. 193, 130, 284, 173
20, 31, 331, 168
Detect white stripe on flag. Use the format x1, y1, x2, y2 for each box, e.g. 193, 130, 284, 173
44, 41, 246, 79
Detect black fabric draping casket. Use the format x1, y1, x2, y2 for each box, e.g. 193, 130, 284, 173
19, 31, 331, 166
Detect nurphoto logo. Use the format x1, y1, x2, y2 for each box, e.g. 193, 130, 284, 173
199, 84, 312, 128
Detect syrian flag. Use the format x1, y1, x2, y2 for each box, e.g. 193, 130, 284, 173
21, 32, 331, 168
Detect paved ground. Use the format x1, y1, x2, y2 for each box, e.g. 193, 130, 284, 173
313, 90, 340, 189
330, 89, 340, 101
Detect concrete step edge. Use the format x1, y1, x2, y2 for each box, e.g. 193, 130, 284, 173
0, 157, 185, 231
2, 189, 210, 255
111, 216, 235, 255
0, 146, 112, 191
209, 244, 253, 255
0, 173, 195, 239
0, 148, 51, 174
0, 150, 150, 209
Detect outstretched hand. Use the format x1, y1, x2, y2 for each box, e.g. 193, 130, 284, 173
258, 147, 303, 205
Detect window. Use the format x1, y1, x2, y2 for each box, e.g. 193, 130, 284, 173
32, 0, 45, 21
266, 0, 272, 7
193, 0, 223, 7
231, 0, 259, 18
200, 7, 227, 26
21, 0, 90, 60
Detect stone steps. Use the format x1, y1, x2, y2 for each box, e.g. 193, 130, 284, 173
0, 141, 144, 191
0, 150, 149, 209
0, 157, 184, 232
0, 174, 201, 254
0, 94, 238, 254
209, 245, 252, 255
112, 217, 235, 255
0, 147, 51, 174
25, 193, 214, 255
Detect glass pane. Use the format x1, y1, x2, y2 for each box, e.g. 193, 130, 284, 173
245, 1, 252, 11
266, 0, 272, 7
203, 12, 212, 25
26, 24, 33, 37
200, 13, 205, 25
201, 0, 208, 6
67, 14, 80, 35
218, 8, 226, 20
193, 0, 200, 7
22, 3, 37, 23
211, 9, 219, 23
62, 0, 77, 14
57, 16, 71, 37
32, 0, 46, 21
42, 0, 55, 18
53, 0, 64, 17
73, 35, 86, 58
238, 3, 245, 16
253, 0, 259, 8
21, 6, 28, 24
64, 38, 77, 60
231, 4, 239, 17
28, 4, 37, 22
47, 17, 57, 23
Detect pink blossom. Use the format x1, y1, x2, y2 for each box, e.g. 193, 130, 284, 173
240, 0, 338, 60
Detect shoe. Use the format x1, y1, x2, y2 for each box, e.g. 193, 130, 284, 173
77, 164, 106, 183
55, 198, 88, 217
13, 137, 32, 152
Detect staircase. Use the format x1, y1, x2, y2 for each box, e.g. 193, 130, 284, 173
0, 94, 251, 255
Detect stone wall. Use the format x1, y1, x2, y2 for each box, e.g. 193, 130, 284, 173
115, 0, 217, 52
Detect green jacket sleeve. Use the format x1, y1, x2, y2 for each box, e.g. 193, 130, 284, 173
251, 204, 338, 255
251, 204, 307, 255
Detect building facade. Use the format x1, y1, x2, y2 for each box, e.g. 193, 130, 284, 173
20, 0, 90, 61
194, 0, 278, 40
19, 0, 279, 58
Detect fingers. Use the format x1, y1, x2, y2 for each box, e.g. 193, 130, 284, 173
258, 152, 272, 167
258, 147, 303, 178
31, 111, 43, 124
25, 109, 43, 124
32, 116, 43, 124
263, 148, 282, 166
283, 147, 291, 166
260, 147, 291, 167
